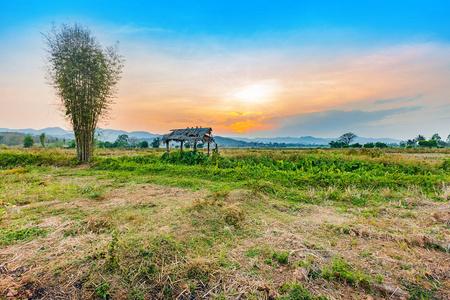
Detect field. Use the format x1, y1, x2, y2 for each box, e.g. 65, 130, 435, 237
0, 148, 449, 299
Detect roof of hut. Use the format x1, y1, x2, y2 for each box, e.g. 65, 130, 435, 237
162, 127, 215, 144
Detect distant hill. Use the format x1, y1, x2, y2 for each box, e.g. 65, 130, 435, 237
232, 136, 401, 145
0, 132, 27, 146
0, 127, 401, 147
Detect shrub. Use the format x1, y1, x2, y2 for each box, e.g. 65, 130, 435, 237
23, 135, 34, 148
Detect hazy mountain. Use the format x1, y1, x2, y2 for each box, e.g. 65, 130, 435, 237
232, 136, 401, 145
0, 127, 401, 146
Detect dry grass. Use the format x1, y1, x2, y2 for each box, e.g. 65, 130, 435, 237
1, 148, 449, 299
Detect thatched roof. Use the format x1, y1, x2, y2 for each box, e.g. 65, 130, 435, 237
162, 127, 215, 144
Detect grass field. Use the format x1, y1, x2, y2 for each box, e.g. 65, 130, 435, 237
1, 148, 449, 299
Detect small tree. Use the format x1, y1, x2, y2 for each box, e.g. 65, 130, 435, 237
363, 142, 374, 148
151, 137, 161, 149
23, 135, 34, 148
39, 133, 46, 148
128, 137, 139, 148
431, 133, 441, 142
43, 23, 124, 162
375, 142, 388, 148
406, 139, 416, 147
415, 135, 426, 142
115, 134, 129, 148
140, 141, 149, 149
338, 132, 357, 145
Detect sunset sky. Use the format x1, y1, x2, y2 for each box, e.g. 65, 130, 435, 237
1, 0, 449, 139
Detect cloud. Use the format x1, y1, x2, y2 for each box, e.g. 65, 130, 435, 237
260, 107, 423, 137
374, 93, 424, 105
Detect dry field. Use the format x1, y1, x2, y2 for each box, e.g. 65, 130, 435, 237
0, 148, 449, 299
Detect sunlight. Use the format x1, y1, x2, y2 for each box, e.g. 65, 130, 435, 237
234, 83, 276, 104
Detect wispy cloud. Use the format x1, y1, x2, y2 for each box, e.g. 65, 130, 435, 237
374, 93, 424, 105
257, 107, 423, 138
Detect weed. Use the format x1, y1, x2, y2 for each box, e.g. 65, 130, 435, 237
96, 282, 111, 299
245, 247, 261, 258
0, 226, 47, 245
105, 231, 119, 270
279, 283, 328, 300
402, 281, 440, 300
2, 167, 29, 175
322, 257, 371, 287
223, 204, 245, 227
273, 251, 290, 264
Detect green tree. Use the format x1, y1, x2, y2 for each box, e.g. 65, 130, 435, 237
431, 133, 441, 141
151, 137, 161, 148
418, 140, 437, 148
43, 23, 124, 162
115, 134, 129, 148
375, 142, 388, 148
140, 141, 149, 149
415, 135, 426, 142
39, 133, 46, 148
128, 137, 139, 148
338, 132, 357, 145
23, 135, 34, 148
363, 142, 374, 148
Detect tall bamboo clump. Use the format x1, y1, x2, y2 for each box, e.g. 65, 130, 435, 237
43, 23, 124, 162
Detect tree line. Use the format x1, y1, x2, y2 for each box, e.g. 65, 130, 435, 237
329, 132, 450, 149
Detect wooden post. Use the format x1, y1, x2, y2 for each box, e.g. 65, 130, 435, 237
180, 141, 184, 152
207, 142, 210, 157
166, 141, 169, 153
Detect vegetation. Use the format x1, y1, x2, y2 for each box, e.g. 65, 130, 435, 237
0, 147, 449, 299
39, 132, 46, 148
23, 135, 34, 148
43, 23, 124, 162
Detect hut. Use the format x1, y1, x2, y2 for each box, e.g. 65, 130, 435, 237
162, 127, 215, 156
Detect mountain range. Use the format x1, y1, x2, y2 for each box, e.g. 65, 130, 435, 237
0, 127, 401, 146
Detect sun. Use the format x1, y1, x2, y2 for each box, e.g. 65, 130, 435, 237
234, 83, 275, 104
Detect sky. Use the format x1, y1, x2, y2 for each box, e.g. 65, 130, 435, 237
0, 0, 449, 139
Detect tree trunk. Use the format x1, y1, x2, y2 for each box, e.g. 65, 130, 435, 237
75, 128, 94, 162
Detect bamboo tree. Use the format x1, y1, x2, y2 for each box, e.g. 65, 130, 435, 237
43, 23, 124, 162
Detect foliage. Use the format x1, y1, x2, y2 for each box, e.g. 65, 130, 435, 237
43, 23, 124, 162
115, 134, 129, 148
39, 132, 46, 148
375, 142, 388, 148
161, 151, 207, 165
0, 150, 76, 167
23, 135, 34, 148
322, 257, 371, 287
338, 132, 357, 145
419, 140, 438, 148
280, 283, 328, 300
151, 137, 161, 148
0, 226, 47, 246
140, 140, 149, 149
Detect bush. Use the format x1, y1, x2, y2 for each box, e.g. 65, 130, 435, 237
23, 135, 34, 148
140, 141, 149, 149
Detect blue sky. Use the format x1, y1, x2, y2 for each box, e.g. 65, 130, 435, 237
1, 0, 449, 139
